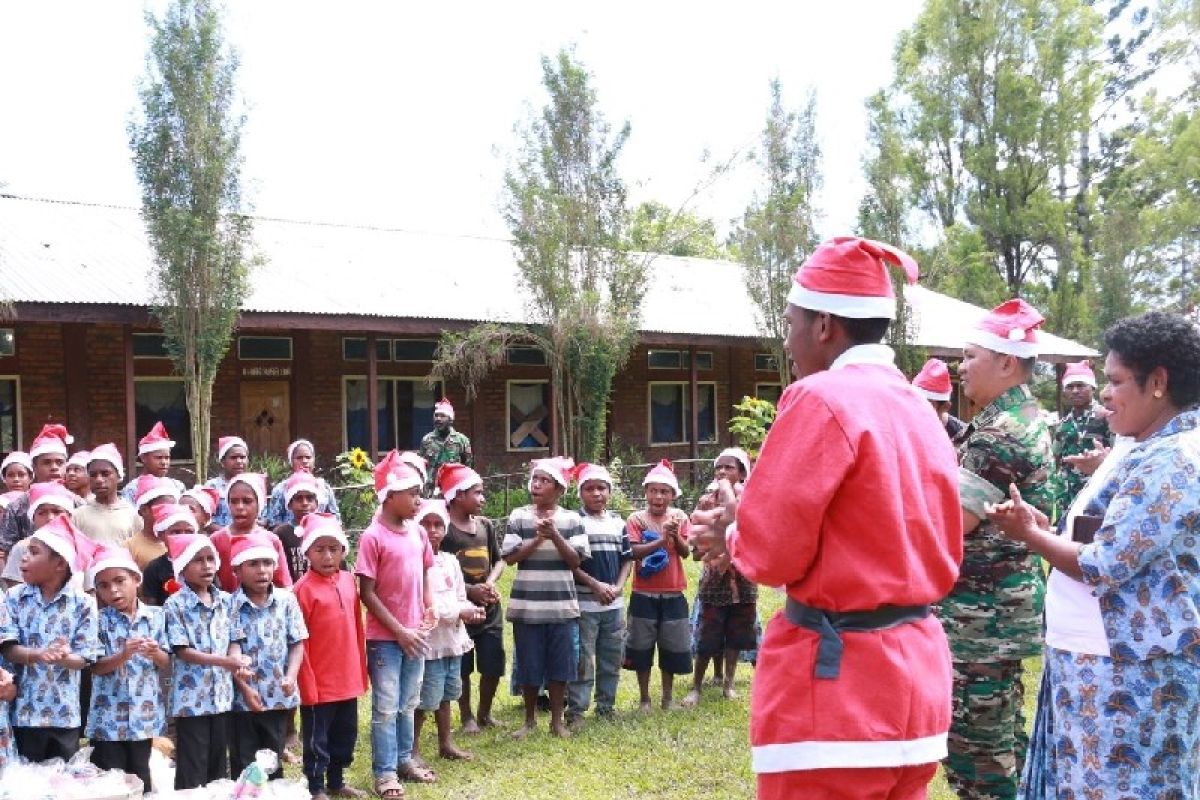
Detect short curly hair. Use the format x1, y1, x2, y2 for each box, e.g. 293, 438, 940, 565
1103, 312, 1200, 407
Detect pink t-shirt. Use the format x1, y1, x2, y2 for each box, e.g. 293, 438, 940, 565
354, 518, 434, 640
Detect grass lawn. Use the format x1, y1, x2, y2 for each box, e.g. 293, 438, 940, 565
284, 560, 1041, 799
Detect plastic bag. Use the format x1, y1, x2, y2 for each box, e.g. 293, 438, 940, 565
231, 750, 277, 799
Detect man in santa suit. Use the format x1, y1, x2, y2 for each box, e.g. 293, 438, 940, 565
693, 237, 963, 799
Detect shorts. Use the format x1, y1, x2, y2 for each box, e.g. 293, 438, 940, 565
512, 621, 578, 687
418, 655, 464, 711
624, 592, 692, 675
696, 601, 758, 657
460, 624, 505, 678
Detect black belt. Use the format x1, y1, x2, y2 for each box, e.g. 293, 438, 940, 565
784, 598, 931, 680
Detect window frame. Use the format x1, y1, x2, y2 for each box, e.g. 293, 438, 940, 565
341, 374, 445, 454
237, 335, 294, 362
754, 352, 780, 373
0, 329, 14, 358
506, 345, 548, 367
755, 383, 784, 405
131, 333, 171, 360
506, 379, 552, 453
646, 380, 718, 447
391, 339, 439, 364
0, 375, 21, 456
132, 376, 195, 463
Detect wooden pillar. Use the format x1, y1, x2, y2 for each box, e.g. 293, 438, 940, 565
63, 323, 90, 444
367, 333, 379, 457
123, 325, 137, 467
292, 330, 311, 443
689, 345, 699, 461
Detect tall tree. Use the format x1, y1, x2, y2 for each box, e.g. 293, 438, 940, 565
626, 200, 727, 259
129, 0, 252, 481
734, 80, 822, 387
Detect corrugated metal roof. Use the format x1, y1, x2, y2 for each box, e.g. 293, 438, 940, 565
0, 195, 1097, 359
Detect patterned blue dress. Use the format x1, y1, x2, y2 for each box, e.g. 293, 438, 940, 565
1022, 406, 1200, 799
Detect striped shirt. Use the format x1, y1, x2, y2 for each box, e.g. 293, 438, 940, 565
576, 512, 632, 613
502, 505, 590, 624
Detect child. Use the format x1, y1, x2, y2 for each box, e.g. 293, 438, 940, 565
438, 463, 506, 734
0, 514, 99, 762
163, 531, 249, 790
227, 532, 308, 780
272, 472, 321, 582
294, 513, 368, 800
399, 452, 428, 493
502, 457, 590, 739
72, 444, 141, 547
3, 482, 77, 588
263, 440, 342, 528
181, 486, 222, 535
355, 451, 435, 795
141, 503, 202, 606
1, 452, 32, 493
0, 604, 15, 774
0, 424, 72, 573
64, 450, 92, 503
124, 475, 183, 572
87, 545, 170, 791
210, 473, 292, 592
204, 436, 249, 529
567, 463, 632, 727
413, 500, 482, 767
120, 422, 187, 506
625, 459, 692, 711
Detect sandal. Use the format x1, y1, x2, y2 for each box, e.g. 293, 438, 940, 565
374, 776, 405, 799
398, 760, 437, 783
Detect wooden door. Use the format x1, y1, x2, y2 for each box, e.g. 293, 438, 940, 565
240, 381, 290, 458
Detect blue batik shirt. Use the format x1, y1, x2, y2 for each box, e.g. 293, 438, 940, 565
164, 582, 234, 717
87, 603, 170, 741
229, 586, 308, 711
203, 476, 233, 529
262, 478, 342, 529
0, 582, 99, 728
0, 602, 15, 771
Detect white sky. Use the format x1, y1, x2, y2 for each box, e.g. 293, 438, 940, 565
0, 1, 923, 241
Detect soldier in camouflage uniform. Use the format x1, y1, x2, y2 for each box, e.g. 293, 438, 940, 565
1052, 360, 1112, 512
938, 299, 1057, 800
419, 397, 473, 493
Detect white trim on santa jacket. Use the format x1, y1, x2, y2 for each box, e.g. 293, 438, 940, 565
752, 732, 948, 773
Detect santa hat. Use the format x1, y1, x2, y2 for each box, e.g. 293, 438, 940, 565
642, 459, 681, 498
286, 439, 315, 465
528, 457, 575, 491
230, 531, 277, 568
137, 421, 175, 456
1061, 360, 1097, 388
225, 473, 267, 509
400, 452, 429, 484
437, 462, 481, 502
182, 486, 220, 517
29, 424, 73, 460
713, 448, 752, 478
573, 463, 613, 496
1, 451, 32, 476
417, 498, 449, 528
373, 450, 423, 502
434, 398, 455, 421
134, 475, 181, 509
217, 436, 248, 461
87, 544, 142, 585
299, 512, 349, 555
31, 514, 101, 575
26, 481, 76, 520
964, 298, 1044, 359
787, 237, 919, 320
67, 450, 91, 469
0, 491, 21, 510
912, 358, 953, 402
167, 533, 219, 578
282, 472, 320, 506
87, 443, 125, 480
152, 502, 198, 534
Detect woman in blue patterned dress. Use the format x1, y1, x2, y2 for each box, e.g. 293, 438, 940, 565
987, 311, 1200, 799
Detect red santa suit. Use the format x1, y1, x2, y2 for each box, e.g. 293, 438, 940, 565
727, 237, 963, 800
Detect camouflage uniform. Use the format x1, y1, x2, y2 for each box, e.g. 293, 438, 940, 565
419, 427, 474, 493
1052, 402, 1112, 512
938, 384, 1056, 800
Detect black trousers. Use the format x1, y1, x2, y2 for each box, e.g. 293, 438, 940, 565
91, 739, 153, 793
228, 708, 288, 781
300, 700, 359, 793
174, 713, 229, 790
13, 726, 80, 762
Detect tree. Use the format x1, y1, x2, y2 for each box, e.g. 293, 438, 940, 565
626, 200, 727, 259
129, 0, 252, 481
734, 80, 822, 387
433, 50, 644, 461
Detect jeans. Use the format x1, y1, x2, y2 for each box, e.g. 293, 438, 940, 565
367, 640, 425, 778
568, 608, 625, 717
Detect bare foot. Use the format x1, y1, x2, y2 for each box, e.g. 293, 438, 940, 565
439, 744, 474, 761
566, 715, 586, 733
550, 721, 572, 738
722, 683, 737, 700
478, 715, 506, 728
511, 723, 536, 740
707, 676, 723, 687
661, 697, 680, 711
409, 754, 430, 770
637, 700, 653, 713
460, 718, 481, 735
681, 689, 701, 708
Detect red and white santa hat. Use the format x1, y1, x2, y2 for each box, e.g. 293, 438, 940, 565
26, 481, 76, 520
528, 457, 575, 491
417, 498, 449, 528
1061, 360, 1097, 388
29, 424, 74, 460
299, 512, 349, 555
282, 471, 320, 505
217, 435, 249, 461
182, 486, 221, 517
226, 473, 267, 508
286, 438, 315, 465
167, 532, 219, 578
152, 502, 198, 534
437, 462, 481, 502
964, 298, 1044, 359
134, 475, 181, 509
87, 544, 142, 585
1, 451, 32, 476
32, 514, 101, 575
138, 421, 175, 456
642, 459, 681, 498
230, 531, 278, 568
0, 491, 21, 510
67, 450, 91, 470
400, 452, 429, 484
87, 443, 126, 480
374, 450, 423, 502
714, 448, 752, 478
434, 398, 455, 420
912, 358, 953, 402
573, 462, 613, 495
787, 237, 919, 320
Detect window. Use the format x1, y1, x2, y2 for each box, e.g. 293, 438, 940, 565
508, 381, 551, 451
755, 383, 783, 405
343, 377, 444, 453
648, 382, 717, 445
0, 329, 14, 358
342, 337, 392, 362
132, 333, 170, 359
647, 349, 713, 370
133, 379, 193, 460
0, 378, 19, 454
392, 339, 438, 363
507, 346, 547, 366
755, 353, 780, 373
238, 336, 293, 361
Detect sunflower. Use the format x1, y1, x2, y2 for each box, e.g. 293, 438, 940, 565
348, 447, 370, 470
